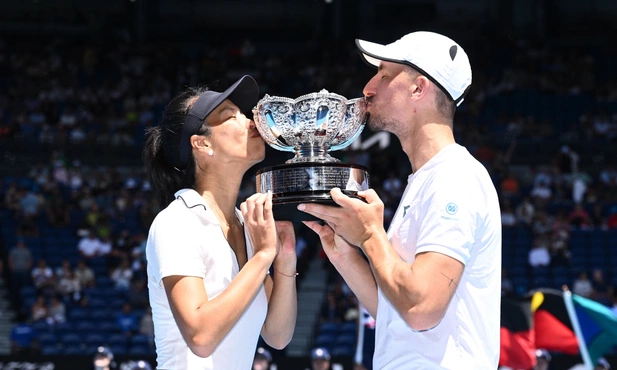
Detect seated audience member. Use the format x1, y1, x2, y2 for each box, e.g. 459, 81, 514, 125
111, 258, 133, 290
30, 295, 48, 322
116, 302, 139, 336
57, 270, 81, 302
572, 271, 594, 298
31, 259, 56, 295
74, 259, 95, 288
10, 318, 38, 355
528, 239, 551, 267
77, 230, 102, 259
48, 295, 66, 324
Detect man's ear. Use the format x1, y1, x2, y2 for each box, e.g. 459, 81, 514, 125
411, 75, 430, 100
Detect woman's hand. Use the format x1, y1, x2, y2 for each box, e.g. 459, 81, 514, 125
241, 191, 278, 262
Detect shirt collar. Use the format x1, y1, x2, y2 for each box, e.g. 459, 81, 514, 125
173, 188, 244, 226
174, 188, 208, 209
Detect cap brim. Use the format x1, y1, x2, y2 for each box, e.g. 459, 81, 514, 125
224, 75, 259, 114
355, 39, 405, 68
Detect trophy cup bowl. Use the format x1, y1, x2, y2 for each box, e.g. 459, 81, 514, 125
253, 89, 370, 221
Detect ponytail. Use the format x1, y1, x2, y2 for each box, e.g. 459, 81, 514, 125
142, 87, 211, 208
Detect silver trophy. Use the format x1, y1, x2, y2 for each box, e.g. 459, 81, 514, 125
253, 89, 370, 221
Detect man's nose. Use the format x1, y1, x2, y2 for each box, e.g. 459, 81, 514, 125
363, 74, 379, 98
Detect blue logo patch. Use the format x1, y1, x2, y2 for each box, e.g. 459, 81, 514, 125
403, 205, 410, 217
446, 203, 458, 215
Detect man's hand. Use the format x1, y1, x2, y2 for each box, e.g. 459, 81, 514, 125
298, 187, 385, 247
303, 220, 357, 265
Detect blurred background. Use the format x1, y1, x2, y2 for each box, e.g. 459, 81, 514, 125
0, 0, 617, 369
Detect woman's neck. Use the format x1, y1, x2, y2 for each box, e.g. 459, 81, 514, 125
195, 174, 243, 225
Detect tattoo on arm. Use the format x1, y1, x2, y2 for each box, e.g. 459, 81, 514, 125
441, 272, 457, 288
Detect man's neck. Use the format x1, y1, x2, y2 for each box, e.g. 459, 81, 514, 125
400, 121, 455, 173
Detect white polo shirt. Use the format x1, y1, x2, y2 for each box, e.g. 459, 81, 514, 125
374, 144, 501, 369
146, 189, 267, 370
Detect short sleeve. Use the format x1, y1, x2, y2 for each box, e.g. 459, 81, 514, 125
414, 170, 480, 265
146, 209, 212, 286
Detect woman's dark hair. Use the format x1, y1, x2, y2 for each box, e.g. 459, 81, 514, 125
142, 86, 211, 208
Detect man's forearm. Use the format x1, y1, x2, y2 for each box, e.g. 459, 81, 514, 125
360, 232, 418, 324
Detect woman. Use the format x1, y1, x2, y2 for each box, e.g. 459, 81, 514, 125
142, 75, 297, 369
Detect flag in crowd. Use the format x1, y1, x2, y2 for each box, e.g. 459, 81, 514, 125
499, 288, 617, 369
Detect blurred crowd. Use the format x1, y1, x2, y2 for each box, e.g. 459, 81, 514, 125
1, 25, 617, 359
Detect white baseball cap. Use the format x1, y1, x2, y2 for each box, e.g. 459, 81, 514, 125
356, 31, 472, 106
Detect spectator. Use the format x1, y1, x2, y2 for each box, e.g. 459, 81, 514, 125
572, 271, 594, 298
568, 204, 591, 228
607, 206, 617, 229
252, 347, 273, 370
307, 347, 331, 370
18, 187, 43, 218
532, 211, 553, 237
111, 258, 133, 290
54, 259, 72, 280
9, 318, 38, 355
109, 229, 133, 268
500, 170, 520, 199
57, 269, 81, 302
591, 269, 613, 306
556, 145, 579, 176
130, 232, 147, 271
74, 260, 95, 288
528, 239, 551, 267
530, 180, 552, 208
534, 349, 551, 370
77, 230, 102, 259
501, 201, 517, 228
515, 196, 535, 226
98, 234, 113, 257
8, 238, 33, 293
571, 172, 590, 204
533, 167, 553, 190
31, 259, 55, 295
30, 295, 48, 322
48, 295, 66, 324
44, 185, 70, 227
589, 203, 607, 229
599, 165, 617, 186
127, 279, 149, 310
552, 210, 571, 243
116, 302, 138, 336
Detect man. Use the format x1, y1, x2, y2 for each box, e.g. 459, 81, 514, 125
300, 31, 501, 369
252, 347, 273, 370
8, 238, 33, 294
92, 346, 115, 370
534, 349, 551, 370
308, 347, 331, 370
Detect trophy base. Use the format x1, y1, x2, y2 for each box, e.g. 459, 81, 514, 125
271, 191, 364, 222
256, 162, 369, 222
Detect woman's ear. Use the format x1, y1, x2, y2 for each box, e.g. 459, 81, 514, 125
190, 135, 211, 152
